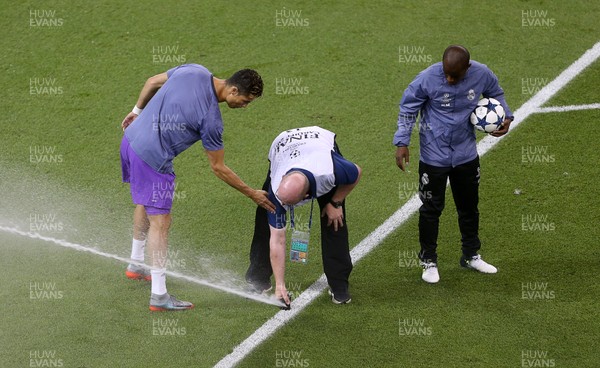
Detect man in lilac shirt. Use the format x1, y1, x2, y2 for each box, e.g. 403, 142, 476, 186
393, 45, 513, 283
120, 64, 275, 311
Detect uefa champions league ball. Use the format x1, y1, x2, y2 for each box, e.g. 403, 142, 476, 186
470, 97, 506, 133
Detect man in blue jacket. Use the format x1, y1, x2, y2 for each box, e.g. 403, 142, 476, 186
393, 45, 513, 283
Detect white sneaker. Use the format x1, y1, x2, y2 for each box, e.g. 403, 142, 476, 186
460, 255, 497, 274
420, 261, 440, 283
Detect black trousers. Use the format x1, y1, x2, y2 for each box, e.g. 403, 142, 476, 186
418, 157, 481, 263
245, 172, 353, 295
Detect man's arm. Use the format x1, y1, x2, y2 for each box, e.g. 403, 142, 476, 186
269, 226, 290, 304
394, 77, 427, 171
330, 164, 361, 203
322, 164, 362, 231
482, 69, 513, 137
121, 72, 169, 131
205, 149, 276, 212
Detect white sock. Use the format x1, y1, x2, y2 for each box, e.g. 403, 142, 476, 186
151, 268, 167, 295
130, 238, 145, 262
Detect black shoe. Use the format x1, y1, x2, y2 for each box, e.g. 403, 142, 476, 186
328, 289, 351, 305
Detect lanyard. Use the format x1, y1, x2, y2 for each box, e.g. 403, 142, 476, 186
290, 198, 314, 230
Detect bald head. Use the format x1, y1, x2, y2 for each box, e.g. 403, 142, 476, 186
277, 171, 310, 206
442, 45, 471, 85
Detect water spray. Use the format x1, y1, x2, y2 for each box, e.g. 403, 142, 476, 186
0, 225, 286, 308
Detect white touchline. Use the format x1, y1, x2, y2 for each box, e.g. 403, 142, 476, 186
0, 225, 284, 307
213, 41, 600, 368
534, 103, 600, 113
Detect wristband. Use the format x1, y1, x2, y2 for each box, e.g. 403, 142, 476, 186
329, 199, 343, 208
132, 105, 143, 115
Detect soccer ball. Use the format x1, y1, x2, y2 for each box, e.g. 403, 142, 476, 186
470, 97, 505, 133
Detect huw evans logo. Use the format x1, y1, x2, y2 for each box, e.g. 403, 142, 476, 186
152, 318, 187, 336
398, 318, 432, 336
30, 78, 63, 95
521, 77, 549, 95
275, 77, 309, 95
521, 10, 556, 27
151, 249, 187, 269
398, 45, 432, 64
29, 9, 64, 27
152, 45, 186, 64
521, 146, 555, 163
29, 282, 64, 300
275, 350, 309, 367
29, 146, 63, 163
29, 213, 64, 233
275, 8, 309, 27
521, 282, 555, 300
151, 182, 187, 201
29, 350, 63, 367
521, 214, 555, 232
398, 250, 421, 268
521, 350, 555, 367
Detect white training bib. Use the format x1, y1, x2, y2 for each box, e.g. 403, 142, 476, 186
269, 126, 336, 206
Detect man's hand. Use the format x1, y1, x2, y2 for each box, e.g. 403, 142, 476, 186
250, 189, 276, 213
275, 283, 290, 305
121, 72, 169, 131
395, 146, 410, 171
321, 204, 344, 232
121, 112, 138, 131
490, 118, 512, 137
269, 227, 289, 306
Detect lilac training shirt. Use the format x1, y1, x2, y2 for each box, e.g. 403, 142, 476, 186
125, 64, 224, 174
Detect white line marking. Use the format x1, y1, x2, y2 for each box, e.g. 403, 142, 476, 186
0, 225, 284, 307
213, 41, 600, 368
533, 103, 600, 113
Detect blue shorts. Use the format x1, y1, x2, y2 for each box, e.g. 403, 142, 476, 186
120, 136, 175, 215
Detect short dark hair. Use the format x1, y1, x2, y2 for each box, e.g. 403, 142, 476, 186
442, 45, 470, 67
226, 69, 263, 97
